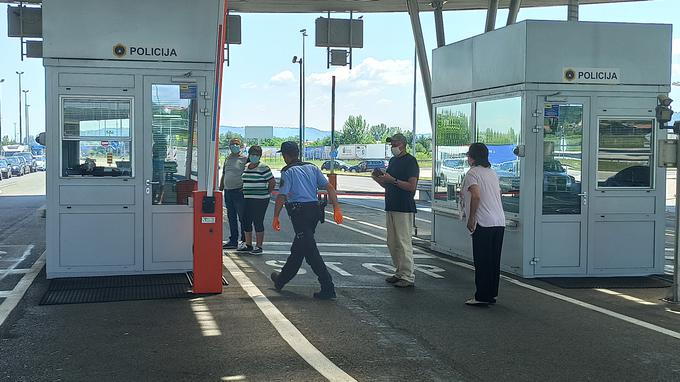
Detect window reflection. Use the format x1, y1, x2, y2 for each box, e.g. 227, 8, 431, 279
597, 119, 654, 188
61, 98, 133, 177
477, 97, 522, 214
151, 85, 199, 205
434, 103, 471, 210
542, 104, 582, 215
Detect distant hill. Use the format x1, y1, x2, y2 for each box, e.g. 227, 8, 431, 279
219, 126, 331, 141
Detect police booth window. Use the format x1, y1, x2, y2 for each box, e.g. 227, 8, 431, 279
434, 103, 472, 211
476, 97, 522, 214
597, 118, 654, 188
61, 98, 133, 177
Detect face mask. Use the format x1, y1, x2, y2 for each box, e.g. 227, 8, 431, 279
391, 146, 402, 156
229, 145, 240, 154
249, 155, 260, 163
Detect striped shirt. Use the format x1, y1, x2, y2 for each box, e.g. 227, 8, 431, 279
242, 163, 274, 199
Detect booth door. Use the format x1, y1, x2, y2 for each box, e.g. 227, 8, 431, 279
534, 98, 591, 275
143, 77, 207, 271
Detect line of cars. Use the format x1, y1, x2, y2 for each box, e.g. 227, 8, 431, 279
0, 152, 46, 180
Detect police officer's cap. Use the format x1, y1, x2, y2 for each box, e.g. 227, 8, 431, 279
277, 141, 299, 156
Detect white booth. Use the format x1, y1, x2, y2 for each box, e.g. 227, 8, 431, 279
44, 0, 224, 278
431, 20, 672, 278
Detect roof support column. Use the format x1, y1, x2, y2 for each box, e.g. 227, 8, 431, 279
485, 0, 499, 32
432, 0, 446, 48
506, 0, 522, 25
406, 0, 433, 125
568, 0, 579, 21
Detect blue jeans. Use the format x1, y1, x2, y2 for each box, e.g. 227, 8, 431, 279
224, 188, 246, 244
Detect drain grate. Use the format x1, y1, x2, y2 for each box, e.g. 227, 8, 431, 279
539, 276, 672, 289
40, 273, 193, 305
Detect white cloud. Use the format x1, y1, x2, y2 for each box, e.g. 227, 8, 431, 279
377, 98, 393, 105
673, 38, 680, 57
673, 63, 680, 76
270, 70, 295, 83
308, 57, 412, 89
240, 82, 258, 89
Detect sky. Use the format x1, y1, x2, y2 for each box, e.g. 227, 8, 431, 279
0, 0, 678, 141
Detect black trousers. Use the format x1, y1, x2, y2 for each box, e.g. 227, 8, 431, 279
278, 202, 334, 291
471, 225, 505, 303
242, 198, 270, 233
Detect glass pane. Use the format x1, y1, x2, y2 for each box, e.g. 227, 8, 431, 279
597, 119, 653, 188
542, 104, 583, 215
61, 140, 132, 177
151, 84, 199, 205
63, 99, 131, 138
434, 103, 472, 210
476, 97, 522, 214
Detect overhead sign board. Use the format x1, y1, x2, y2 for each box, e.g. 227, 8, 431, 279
7, 5, 42, 38
563, 67, 621, 84
226, 15, 241, 45
315, 18, 363, 48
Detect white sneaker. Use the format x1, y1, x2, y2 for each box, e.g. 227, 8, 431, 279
236, 242, 250, 251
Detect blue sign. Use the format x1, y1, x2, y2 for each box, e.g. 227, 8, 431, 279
180, 84, 197, 99
544, 104, 560, 118
330, 150, 338, 158
110, 141, 120, 150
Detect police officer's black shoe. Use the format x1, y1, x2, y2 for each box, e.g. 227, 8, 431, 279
313, 289, 337, 300
270, 271, 283, 291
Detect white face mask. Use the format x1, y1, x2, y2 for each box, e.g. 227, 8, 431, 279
391, 146, 402, 156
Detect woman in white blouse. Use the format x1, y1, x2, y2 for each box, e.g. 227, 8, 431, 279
461, 143, 506, 306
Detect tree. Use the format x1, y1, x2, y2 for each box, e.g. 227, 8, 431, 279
339, 115, 373, 144
1, 136, 17, 146
219, 132, 244, 148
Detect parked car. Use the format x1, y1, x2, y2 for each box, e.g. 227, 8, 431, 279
493, 159, 576, 193
6, 156, 27, 176
321, 160, 349, 171
439, 157, 470, 185
34, 155, 46, 171
18, 152, 37, 172
348, 160, 389, 173
0, 158, 11, 179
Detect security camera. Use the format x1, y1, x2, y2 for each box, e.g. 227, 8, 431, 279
658, 95, 673, 107
292, 55, 298, 63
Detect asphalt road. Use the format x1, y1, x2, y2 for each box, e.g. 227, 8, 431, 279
1, 172, 680, 381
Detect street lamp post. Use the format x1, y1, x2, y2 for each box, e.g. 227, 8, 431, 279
0, 78, 5, 145
16, 71, 24, 145
292, 55, 303, 161
300, 29, 307, 160
22, 89, 29, 145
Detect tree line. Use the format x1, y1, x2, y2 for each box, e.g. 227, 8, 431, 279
220, 115, 432, 155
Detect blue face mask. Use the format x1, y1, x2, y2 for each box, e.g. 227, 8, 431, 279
229, 145, 240, 154
249, 155, 261, 163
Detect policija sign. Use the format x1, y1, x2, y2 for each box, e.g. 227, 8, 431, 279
113, 43, 178, 58
563, 67, 621, 84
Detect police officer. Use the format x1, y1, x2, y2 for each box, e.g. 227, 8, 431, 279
271, 141, 343, 300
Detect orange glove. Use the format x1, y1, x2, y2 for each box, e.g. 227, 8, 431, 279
333, 206, 343, 225
272, 216, 281, 231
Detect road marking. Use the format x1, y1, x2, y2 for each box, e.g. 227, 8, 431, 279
325, 262, 353, 276
594, 288, 660, 306
0, 251, 44, 328
259, 250, 433, 259
340, 218, 680, 341
362, 263, 395, 276
223, 254, 357, 382
0, 245, 34, 281
414, 264, 446, 279
265, 260, 307, 274
190, 297, 222, 337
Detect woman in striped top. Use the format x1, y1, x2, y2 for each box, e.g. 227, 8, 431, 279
240, 146, 276, 254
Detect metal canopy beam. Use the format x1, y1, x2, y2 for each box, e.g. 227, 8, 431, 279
406, 0, 433, 126
0, 1, 649, 13
432, 0, 445, 48
486, 0, 499, 32
507, 0, 522, 25
568, 0, 580, 21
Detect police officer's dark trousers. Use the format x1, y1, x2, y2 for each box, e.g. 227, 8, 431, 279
278, 202, 334, 291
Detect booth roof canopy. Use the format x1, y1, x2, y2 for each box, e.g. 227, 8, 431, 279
2, 0, 648, 13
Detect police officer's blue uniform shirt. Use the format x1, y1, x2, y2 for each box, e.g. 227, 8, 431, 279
279, 164, 328, 203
